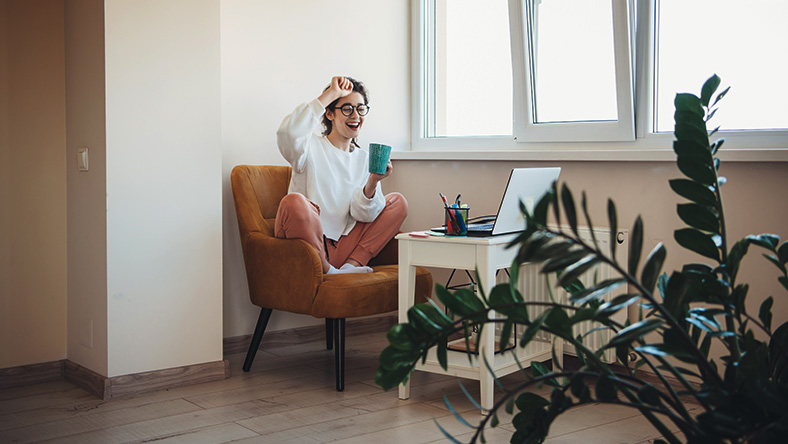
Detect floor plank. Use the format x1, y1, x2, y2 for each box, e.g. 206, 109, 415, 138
0, 329, 692, 443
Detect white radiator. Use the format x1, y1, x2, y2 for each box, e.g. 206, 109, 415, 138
507, 226, 629, 364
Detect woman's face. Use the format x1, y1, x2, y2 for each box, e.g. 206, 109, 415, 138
326, 92, 366, 142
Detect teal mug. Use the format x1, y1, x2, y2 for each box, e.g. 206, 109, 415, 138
368, 143, 392, 175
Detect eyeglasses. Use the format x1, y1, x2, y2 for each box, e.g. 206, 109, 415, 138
331, 104, 370, 117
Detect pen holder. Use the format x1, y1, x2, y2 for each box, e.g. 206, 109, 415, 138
444, 206, 469, 236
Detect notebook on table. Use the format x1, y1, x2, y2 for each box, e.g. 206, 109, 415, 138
432, 167, 561, 237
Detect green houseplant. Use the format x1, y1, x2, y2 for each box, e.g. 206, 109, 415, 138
376, 75, 788, 443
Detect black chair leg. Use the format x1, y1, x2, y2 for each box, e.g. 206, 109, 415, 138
243, 308, 273, 372
325, 318, 334, 350
334, 318, 346, 391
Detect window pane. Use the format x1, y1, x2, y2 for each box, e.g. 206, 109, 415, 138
532, 0, 618, 123
432, 0, 512, 137
655, 0, 788, 132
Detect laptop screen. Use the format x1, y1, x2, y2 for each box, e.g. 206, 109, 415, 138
491, 167, 561, 235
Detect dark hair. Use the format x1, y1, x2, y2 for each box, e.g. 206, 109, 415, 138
322, 77, 369, 149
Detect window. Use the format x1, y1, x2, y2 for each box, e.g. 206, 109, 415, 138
422, 0, 513, 138
510, 0, 634, 142
654, 0, 788, 133
411, 0, 788, 158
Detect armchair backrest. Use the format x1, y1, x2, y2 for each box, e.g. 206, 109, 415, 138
230, 165, 292, 238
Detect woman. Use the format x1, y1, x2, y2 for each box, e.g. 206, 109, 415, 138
275, 76, 407, 274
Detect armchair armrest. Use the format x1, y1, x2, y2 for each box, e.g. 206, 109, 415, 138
242, 232, 323, 315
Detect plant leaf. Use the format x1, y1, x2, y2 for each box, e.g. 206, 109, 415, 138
541, 248, 590, 274
711, 138, 725, 155
634, 345, 668, 357
700, 74, 721, 107
712, 85, 731, 107
581, 191, 599, 250
778, 241, 788, 265
764, 254, 788, 275
629, 216, 643, 275
675, 153, 715, 185
674, 93, 704, 117
662, 272, 689, 319
668, 179, 717, 206
386, 324, 415, 351
607, 318, 664, 349
531, 361, 560, 387
675, 228, 720, 262
561, 184, 578, 236
544, 307, 573, 339
677, 203, 720, 233
608, 199, 618, 261
747, 234, 780, 250
499, 320, 514, 351
408, 303, 452, 334
557, 256, 599, 288
638, 384, 663, 406
521, 311, 547, 346
568, 278, 626, 306
727, 239, 750, 283
780, 276, 788, 293
435, 285, 486, 320
596, 293, 641, 318
437, 338, 448, 370
570, 374, 591, 402
769, 322, 788, 385
759, 296, 774, 332
532, 188, 553, 227
489, 283, 529, 322
640, 243, 666, 294
595, 374, 618, 401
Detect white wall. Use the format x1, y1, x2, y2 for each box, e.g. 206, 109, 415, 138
104, 0, 223, 376
220, 0, 411, 337
65, 0, 108, 376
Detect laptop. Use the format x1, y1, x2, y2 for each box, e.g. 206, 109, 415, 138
432, 167, 561, 237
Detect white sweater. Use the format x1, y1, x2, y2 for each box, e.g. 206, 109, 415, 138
276, 99, 385, 241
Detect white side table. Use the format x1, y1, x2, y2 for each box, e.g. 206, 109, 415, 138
396, 232, 553, 411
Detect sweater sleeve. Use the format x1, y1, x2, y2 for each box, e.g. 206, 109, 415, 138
350, 181, 385, 223
276, 99, 325, 173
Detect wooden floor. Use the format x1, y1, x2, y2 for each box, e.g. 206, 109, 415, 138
0, 330, 691, 443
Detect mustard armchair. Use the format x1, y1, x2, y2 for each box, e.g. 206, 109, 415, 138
230, 165, 433, 391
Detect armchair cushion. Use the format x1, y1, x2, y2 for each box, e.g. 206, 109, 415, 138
311, 264, 432, 319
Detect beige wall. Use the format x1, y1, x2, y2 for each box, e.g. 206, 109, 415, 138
387, 160, 788, 335
0, 0, 68, 368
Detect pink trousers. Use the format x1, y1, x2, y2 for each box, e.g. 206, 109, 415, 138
274, 192, 408, 273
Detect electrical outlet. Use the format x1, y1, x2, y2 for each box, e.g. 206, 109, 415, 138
79, 319, 93, 349
78, 147, 89, 172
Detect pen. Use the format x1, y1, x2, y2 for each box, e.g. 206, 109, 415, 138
439, 193, 460, 233
439, 193, 450, 208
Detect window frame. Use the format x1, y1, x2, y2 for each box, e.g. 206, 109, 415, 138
510, 0, 635, 143
405, 0, 788, 162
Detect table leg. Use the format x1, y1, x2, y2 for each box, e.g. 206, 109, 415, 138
477, 249, 497, 412
398, 240, 416, 401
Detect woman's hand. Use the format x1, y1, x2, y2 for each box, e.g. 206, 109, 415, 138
363, 160, 392, 198
318, 76, 353, 108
